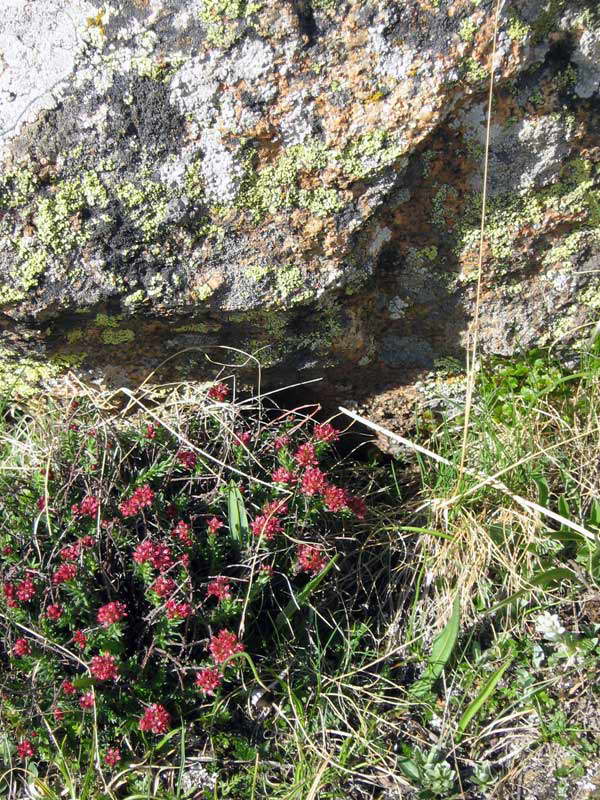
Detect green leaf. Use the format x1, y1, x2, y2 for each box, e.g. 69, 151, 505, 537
533, 476, 549, 509
275, 555, 339, 635
457, 656, 513, 738
386, 525, 455, 541
227, 481, 249, 547
410, 594, 460, 699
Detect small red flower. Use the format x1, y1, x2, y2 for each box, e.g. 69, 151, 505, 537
79, 691, 95, 710
17, 740, 35, 759
60, 543, 80, 561
165, 599, 191, 620
53, 707, 65, 723
177, 449, 197, 470
73, 630, 87, 649
259, 564, 274, 579
2, 545, 13, 556
37, 496, 47, 511
300, 467, 328, 496
179, 553, 191, 570
172, 520, 192, 546
195, 667, 222, 696
207, 382, 229, 401
3, 582, 19, 608
13, 638, 31, 657
313, 423, 340, 443
271, 467, 297, 484
139, 703, 171, 734
62, 680, 76, 695
347, 496, 367, 519
46, 604, 63, 621
78, 495, 100, 518
120, 485, 154, 517
206, 576, 232, 602
104, 747, 121, 767
293, 442, 318, 468
152, 575, 176, 598
297, 544, 327, 575
16, 577, 36, 603
145, 423, 156, 439
323, 485, 349, 512
150, 543, 173, 572
234, 430, 252, 446
250, 515, 282, 540
133, 539, 156, 565
90, 653, 119, 681
97, 601, 127, 627
207, 517, 224, 535
79, 534, 95, 549
208, 629, 244, 665
52, 563, 77, 585
273, 434, 290, 451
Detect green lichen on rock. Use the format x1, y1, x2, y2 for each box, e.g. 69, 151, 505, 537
337, 130, 406, 180
237, 139, 341, 220
116, 180, 169, 240
101, 328, 135, 345
198, 0, 263, 48
506, 12, 531, 42
0, 168, 39, 208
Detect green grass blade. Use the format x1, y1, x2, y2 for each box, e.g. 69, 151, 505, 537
486, 567, 578, 614
275, 555, 339, 634
227, 481, 249, 547
457, 656, 513, 738
423, 593, 461, 683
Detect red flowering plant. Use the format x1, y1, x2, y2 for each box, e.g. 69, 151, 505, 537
0, 385, 375, 795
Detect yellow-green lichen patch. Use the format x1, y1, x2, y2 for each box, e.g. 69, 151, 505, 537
101, 328, 136, 345
236, 139, 340, 221
506, 12, 531, 42
0, 246, 48, 306
337, 130, 406, 180
459, 18, 478, 42
0, 348, 66, 402
95, 313, 124, 328
0, 168, 39, 209
115, 180, 169, 240
199, 0, 263, 48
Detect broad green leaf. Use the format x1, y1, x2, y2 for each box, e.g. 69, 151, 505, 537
227, 481, 249, 547
423, 594, 461, 683
397, 758, 420, 781
275, 555, 339, 634
457, 656, 513, 737
533, 476, 549, 509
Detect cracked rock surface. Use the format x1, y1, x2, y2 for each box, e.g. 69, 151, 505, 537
1, 0, 599, 415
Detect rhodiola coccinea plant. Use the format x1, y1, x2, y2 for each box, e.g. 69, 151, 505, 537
0, 384, 368, 786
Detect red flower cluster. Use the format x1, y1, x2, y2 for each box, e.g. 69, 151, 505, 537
73, 630, 87, 649
323, 485, 350, 512
72, 495, 100, 518
13, 638, 31, 657
208, 629, 244, 664
176, 449, 197, 470
62, 680, 76, 695
79, 691, 95, 710
3, 582, 18, 608
206, 576, 232, 602
53, 707, 64, 722
251, 514, 283, 540
297, 544, 327, 575
313, 423, 340, 443
139, 703, 171, 734
195, 667, 222, 695
90, 653, 119, 681
59, 535, 95, 562
37, 496, 46, 511
15, 576, 37, 603
133, 540, 173, 571
273, 433, 290, 451
104, 747, 121, 767
46, 604, 62, 621
347, 495, 367, 519
207, 382, 229, 401
165, 599, 192, 620
172, 520, 192, 545
119, 485, 155, 517
207, 516, 224, 535
300, 467, 328, 496
293, 442, 318, 467
97, 601, 127, 627
17, 740, 35, 759
152, 575, 176, 598
145, 423, 157, 439
52, 563, 77, 585
271, 467, 297, 484
234, 430, 252, 446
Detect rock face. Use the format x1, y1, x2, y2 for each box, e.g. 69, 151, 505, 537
1, 0, 599, 407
